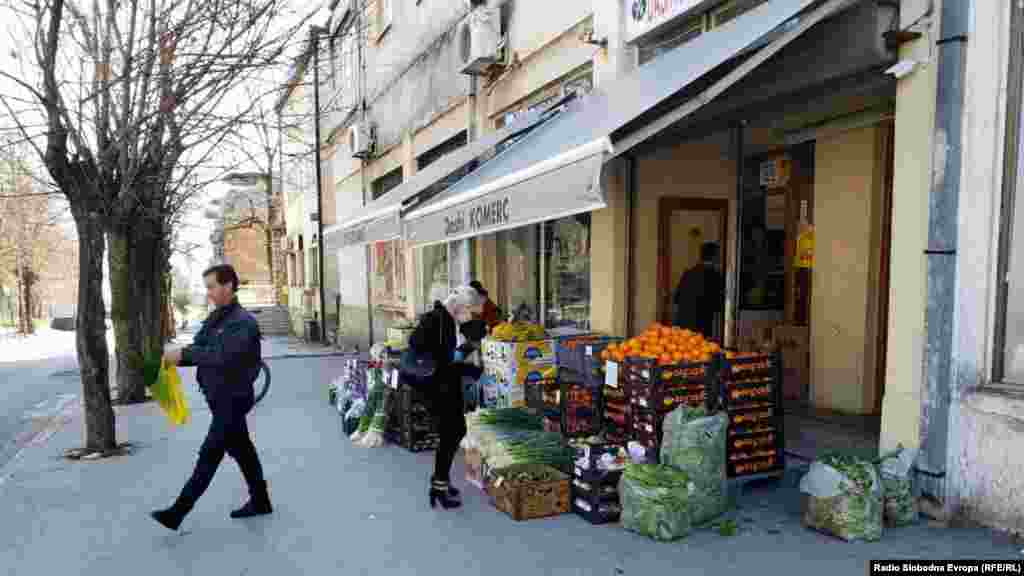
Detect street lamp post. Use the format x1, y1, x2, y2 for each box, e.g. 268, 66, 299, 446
310, 25, 328, 345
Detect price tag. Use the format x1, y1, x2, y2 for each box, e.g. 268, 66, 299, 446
605, 361, 619, 388
585, 345, 593, 357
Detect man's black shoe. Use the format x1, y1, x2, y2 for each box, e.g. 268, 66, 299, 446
150, 508, 184, 531
230, 499, 273, 519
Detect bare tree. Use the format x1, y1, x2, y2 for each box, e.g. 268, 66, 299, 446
0, 147, 66, 334
0, 0, 312, 453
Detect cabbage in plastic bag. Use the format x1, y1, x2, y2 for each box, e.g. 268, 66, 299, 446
879, 447, 918, 527
659, 405, 729, 525
619, 464, 695, 541
799, 454, 882, 542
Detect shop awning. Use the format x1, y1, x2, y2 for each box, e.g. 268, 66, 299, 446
401, 0, 854, 248
323, 105, 558, 250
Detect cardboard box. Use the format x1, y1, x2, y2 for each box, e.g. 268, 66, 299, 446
482, 338, 555, 366
464, 447, 485, 490
772, 325, 809, 402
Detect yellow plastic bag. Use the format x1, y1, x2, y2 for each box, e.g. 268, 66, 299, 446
152, 360, 191, 426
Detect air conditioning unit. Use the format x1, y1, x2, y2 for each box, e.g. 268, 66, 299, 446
349, 122, 375, 159
458, 6, 501, 76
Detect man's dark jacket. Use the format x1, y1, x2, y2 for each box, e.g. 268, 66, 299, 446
673, 263, 724, 337
180, 300, 262, 411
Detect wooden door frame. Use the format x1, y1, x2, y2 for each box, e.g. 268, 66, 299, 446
657, 197, 731, 328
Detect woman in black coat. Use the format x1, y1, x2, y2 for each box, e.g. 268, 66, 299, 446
408, 286, 483, 510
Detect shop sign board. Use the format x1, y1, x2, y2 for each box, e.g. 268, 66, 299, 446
405, 152, 607, 248
335, 212, 402, 248
625, 0, 705, 43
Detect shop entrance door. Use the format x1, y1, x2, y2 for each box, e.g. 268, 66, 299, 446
657, 198, 729, 342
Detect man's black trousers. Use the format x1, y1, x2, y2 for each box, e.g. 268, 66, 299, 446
174, 396, 268, 514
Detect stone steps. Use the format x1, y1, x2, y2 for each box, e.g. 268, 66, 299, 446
249, 305, 291, 336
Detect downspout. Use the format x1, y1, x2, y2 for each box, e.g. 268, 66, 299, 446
920, 0, 969, 505
312, 27, 328, 344
359, 2, 374, 348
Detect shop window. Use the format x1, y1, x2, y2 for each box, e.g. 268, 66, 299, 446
493, 214, 591, 331
309, 246, 320, 287
419, 243, 448, 313
497, 224, 541, 324
371, 166, 403, 200
637, 15, 703, 66
711, 0, 767, 28
544, 213, 592, 331
495, 66, 593, 130
372, 239, 406, 309
417, 131, 468, 171
994, 6, 1024, 386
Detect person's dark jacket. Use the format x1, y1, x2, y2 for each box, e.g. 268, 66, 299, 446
673, 263, 724, 337
180, 299, 262, 411
409, 302, 483, 395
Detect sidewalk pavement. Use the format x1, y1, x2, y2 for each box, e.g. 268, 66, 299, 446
171, 331, 352, 360
0, 356, 1020, 576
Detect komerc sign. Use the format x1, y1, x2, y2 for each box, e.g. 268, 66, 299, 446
444, 196, 511, 237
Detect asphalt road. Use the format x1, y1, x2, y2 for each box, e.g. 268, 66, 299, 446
0, 330, 113, 470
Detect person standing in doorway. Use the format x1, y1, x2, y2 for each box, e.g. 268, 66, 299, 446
673, 242, 725, 340
151, 264, 271, 531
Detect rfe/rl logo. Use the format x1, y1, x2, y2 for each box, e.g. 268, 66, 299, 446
631, 0, 646, 22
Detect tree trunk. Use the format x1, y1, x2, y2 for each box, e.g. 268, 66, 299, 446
72, 209, 116, 452
108, 223, 166, 404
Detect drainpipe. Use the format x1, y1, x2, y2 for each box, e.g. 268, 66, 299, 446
358, 2, 374, 348
311, 25, 328, 344
920, 0, 969, 504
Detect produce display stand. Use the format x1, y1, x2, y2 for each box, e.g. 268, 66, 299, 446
486, 464, 571, 521
570, 442, 624, 524
720, 351, 785, 479
622, 356, 715, 458
551, 336, 623, 439
386, 381, 440, 453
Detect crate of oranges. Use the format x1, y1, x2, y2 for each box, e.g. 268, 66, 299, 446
557, 336, 623, 388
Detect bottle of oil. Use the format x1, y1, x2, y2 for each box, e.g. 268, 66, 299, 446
794, 200, 813, 326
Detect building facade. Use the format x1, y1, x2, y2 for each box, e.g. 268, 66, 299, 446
307, 0, 1024, 535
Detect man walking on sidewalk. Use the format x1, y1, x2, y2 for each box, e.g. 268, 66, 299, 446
151, 264, 272, 531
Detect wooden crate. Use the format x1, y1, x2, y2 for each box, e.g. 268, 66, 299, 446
487, 465, 571, 521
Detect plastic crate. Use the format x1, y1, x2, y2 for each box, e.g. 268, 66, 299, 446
555, 337, 623, 387
623, 356, 715, 413
558, 375, 602, 438
728, 449, 783, 478
572, 498, 622, 525
569, 442, 627, 480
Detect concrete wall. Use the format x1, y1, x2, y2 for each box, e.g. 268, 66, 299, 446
943, 0, 1024, 535
810, 125, 885, 415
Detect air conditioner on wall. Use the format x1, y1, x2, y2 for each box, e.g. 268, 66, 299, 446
458, 6, 501, 76
349, 122, 375, 159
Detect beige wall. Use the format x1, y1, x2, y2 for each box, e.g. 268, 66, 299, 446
810, 125, 885, 416
630, 132, 737, 335
590, 159, 629, 337
879, 3, 938, 451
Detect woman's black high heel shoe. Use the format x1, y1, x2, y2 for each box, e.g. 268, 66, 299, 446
430, 479, 462, 509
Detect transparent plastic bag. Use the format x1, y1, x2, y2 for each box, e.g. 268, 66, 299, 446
659, 406, 728, 525
799, 455, 882, 542
619, 464, 696, 541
